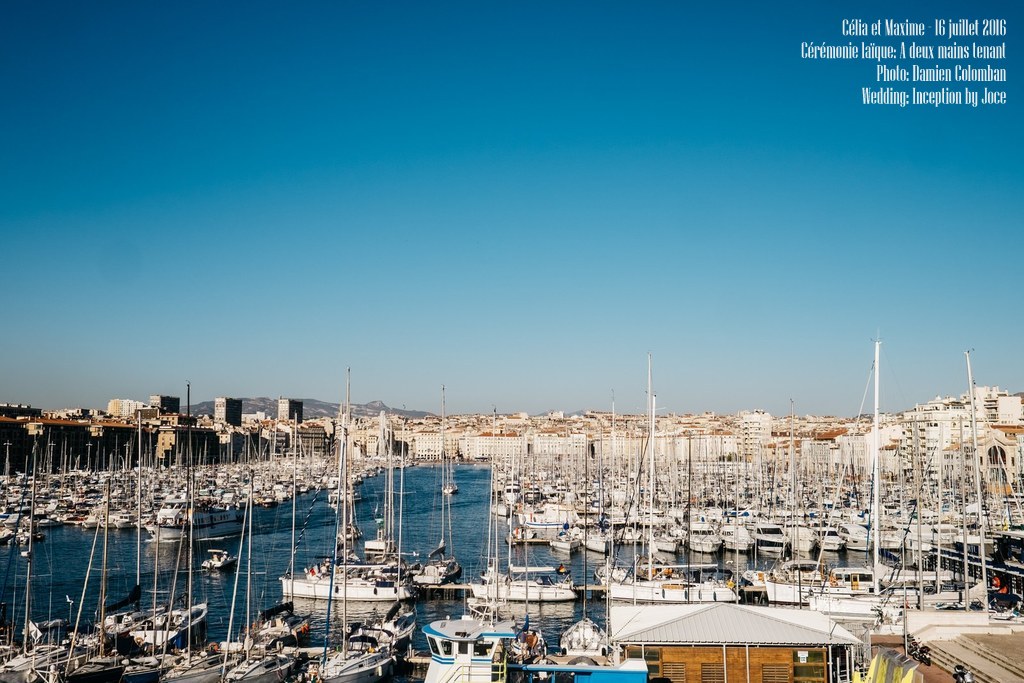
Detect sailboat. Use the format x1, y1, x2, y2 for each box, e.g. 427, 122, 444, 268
220, 477, 298, 683
559, 441, 610, 660
0, 453, 93, 683
440, 387, 458, 496
363, 413, 398, 561
605, 357, 738, 605
414, 395, 463, 586
64, 482, 128, 683
309, 385, 395, 683
802, 340, 903, 622
470, 563, 576, 602
281, 406, 415, 602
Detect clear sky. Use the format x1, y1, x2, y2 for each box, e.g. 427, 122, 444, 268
2, 1, 1020, 417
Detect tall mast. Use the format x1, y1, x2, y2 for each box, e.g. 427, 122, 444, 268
396, 419, 405, 588
646, 354, 655, 584
342, 369, 351, 654
99, 480, 111, 657
322, 369, 349, 669
485, 407, 496, 621
965, 350, 989, 612
871, 340, 881, 596
290, 418, 298, 578
789, 399, 796, 559
136, 412, 143, 589
22, 443, 36, 653
186, 381, 195, 654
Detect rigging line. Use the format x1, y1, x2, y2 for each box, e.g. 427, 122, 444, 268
856, 356, 874, 420
0, 465, 34, 606
286, 457, 334, 564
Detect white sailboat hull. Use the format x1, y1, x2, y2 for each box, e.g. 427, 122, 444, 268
279, 574, 415, 602
469, 578, 576, 602
607, 580, 736, 603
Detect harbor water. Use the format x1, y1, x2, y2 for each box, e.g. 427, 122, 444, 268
2, 463, 871, 654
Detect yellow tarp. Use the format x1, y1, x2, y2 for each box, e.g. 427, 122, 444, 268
861, 647, 922, 683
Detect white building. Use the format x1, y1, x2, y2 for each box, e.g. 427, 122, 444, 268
738, 410, 772, 461
459, 432, 524, 462
106, 398, 148, 418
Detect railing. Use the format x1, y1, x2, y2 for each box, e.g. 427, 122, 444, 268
492, 657, 508, 683
437, 659, 507, 683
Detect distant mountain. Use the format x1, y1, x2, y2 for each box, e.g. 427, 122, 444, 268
189, 397, 431, 420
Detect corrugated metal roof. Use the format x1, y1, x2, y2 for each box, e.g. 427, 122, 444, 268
610, 603, 861, 646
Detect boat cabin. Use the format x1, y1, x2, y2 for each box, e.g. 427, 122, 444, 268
422, 617, 647, 683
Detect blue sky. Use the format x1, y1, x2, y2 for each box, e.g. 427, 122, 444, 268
2, 1, 1020, 417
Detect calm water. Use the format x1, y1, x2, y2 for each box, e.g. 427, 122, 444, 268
2, 464, 867, 653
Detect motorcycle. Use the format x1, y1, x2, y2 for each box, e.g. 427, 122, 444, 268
907, 635, 931, 666
953, 664, 974, 683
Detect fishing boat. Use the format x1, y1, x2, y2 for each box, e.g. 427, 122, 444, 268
422, 616, 647, 683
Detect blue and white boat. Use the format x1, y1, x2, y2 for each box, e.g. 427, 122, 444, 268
422, 616, 647, 683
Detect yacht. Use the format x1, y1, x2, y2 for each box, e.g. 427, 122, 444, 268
752, 521, 788, 556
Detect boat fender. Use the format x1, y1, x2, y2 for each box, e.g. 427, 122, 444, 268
375, 666, 382, 677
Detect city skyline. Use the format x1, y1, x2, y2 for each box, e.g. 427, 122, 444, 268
2, 1, 1020, 417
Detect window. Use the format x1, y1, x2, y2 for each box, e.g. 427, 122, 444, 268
792, 650, 825, 683
440, 639, 453, 656
644, 647, 661, 677
427, 637, 440, 656
474, 641, 493, 657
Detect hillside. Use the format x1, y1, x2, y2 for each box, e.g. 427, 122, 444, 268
189, 397, 431, 419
